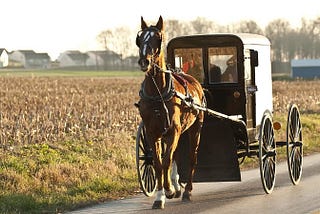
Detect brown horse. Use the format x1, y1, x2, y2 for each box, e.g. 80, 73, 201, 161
136, 16, 205, 209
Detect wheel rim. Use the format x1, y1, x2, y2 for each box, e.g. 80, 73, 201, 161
259, 113, 276, 194
136, 122, 157, 197
287, 105, 303, 185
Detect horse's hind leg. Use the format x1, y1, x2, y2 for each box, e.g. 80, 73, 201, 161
171, 160, 181, 198
182, 117, 203, 201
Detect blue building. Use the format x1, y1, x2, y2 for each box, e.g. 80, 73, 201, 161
291, 59, 320, 79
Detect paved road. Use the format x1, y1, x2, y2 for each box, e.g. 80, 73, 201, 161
69, 154, 320, 214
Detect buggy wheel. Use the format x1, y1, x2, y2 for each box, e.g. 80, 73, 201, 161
136, 121, 157, 197
286, 104, 303, 185
259, 112, 276, 194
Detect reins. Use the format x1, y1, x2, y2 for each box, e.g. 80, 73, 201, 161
150, 71, 171, 133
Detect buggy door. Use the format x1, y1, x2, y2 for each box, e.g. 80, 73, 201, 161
244, 49, 258, 137
206, 46, 245, 118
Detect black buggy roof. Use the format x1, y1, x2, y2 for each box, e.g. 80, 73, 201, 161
167, 33, 270, 48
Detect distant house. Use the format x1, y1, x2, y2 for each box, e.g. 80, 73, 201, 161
123, 55, 139, 69
86, 50, 122, 70
291, 59, 320, 79
9, 50, 51, 69
58, 51, 89, 68
0, 48, 9, 67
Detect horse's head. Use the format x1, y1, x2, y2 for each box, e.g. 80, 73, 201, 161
136, 16, 163, 72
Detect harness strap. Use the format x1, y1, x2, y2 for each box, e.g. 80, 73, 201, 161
175, 91, 198, 109
139, 72, 175, 102
139, 72, 174, 135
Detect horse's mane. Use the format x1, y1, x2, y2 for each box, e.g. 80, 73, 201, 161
158, 49, 166, 71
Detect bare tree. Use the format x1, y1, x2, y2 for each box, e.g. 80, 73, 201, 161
265, 19, 291, 61
235, 20, 263, 34
299, 17, 320, 58
97, 27, 136, 59
111, 27, 136, 59
191, 17, 215, 34
165, 19, 187, 43
97, 30, 113, 50
285, 29, 300, 60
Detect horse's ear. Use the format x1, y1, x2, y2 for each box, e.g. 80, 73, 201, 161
141, 16, 148, 30
156, 16, 163, 31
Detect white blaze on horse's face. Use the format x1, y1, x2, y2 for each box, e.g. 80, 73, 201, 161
142, 31, 155, 56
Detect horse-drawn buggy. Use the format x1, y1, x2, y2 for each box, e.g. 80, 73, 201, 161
135, 16, 303, 209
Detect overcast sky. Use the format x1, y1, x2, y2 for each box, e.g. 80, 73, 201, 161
1, 0, 319, 60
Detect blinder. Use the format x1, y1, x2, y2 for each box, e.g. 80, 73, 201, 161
136, 27, 163, 56
136, 31, 142, 47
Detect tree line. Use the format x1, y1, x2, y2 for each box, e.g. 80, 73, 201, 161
97, 16, 320, 64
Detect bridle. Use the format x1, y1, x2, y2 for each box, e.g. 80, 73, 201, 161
136, 26, 163, 74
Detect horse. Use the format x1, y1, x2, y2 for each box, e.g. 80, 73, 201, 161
135, 16, 205, 209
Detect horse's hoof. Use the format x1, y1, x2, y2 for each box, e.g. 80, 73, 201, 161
165, 192, 175, 199
182, 191, 192, 201
152, 200, 164, 209
174, 190, 182, 198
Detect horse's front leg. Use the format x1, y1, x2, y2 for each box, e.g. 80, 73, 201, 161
151, 138, 165, 209
163, 125, 181, 199
151, 137, 180, 209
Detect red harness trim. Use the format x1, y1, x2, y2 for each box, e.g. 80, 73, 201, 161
171, 72, 188, 90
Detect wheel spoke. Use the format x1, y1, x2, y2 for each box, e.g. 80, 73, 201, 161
139, 143, 146, 154
291, 150, 302, 179
265, 161, 271, 189
264, 159, 273, 189
146, 166, 152, 191
267, 158, 275, 189
269, 156, 276, 165
263, 160, 268, 181
261, 153, 267, 160
294, 117, 299, 138
148, 167, 156, 192
269, 133, 275, 147
141, 162, 147, 180
289, 124, 295, 141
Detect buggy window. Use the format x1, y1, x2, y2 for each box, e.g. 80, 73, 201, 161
208, 47, 238, 84
174, 48, 204, 83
